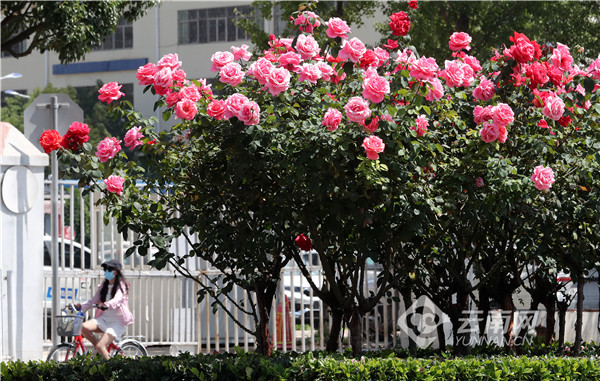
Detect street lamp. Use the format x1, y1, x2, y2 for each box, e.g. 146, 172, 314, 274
0, 72, 23, 80
3, 90, 30, 98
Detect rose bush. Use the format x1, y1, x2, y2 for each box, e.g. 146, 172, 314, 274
41, 1, 600, 355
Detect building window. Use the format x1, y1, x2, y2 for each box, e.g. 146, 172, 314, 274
93, 18, 133, 51
178, 6, 255, 45
1, 31, 27, 58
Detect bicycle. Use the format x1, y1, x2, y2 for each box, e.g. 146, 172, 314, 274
47, 304, 148, 362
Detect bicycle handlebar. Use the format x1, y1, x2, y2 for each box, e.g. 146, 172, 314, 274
66, 303, 107, 312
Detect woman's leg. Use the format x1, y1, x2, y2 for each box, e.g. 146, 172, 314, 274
95, 332, 116, 359
81, 320, 102, 347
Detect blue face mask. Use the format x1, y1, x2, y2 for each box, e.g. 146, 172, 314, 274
105, 270, 115, 281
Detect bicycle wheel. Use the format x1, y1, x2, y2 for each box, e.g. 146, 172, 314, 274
114, 341, 147, 358
46, 343, 79, 362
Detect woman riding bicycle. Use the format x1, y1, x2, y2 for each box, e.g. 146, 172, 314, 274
75, 259, 134, 359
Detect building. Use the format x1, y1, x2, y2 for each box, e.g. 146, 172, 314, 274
1, 1, 382, 132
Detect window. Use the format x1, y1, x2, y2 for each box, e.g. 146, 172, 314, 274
93, 18, 133, 51
178, 6, 255, 45
1, 31, 27, 58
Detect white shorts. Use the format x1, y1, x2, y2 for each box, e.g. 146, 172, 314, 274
92, 316, 126, 341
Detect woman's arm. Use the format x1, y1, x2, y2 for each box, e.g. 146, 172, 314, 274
103, 282, 126, 309
80, 283, 103, 311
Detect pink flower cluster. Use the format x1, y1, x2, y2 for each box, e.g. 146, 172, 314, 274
474, 103, 514, 143
222, 93, 260, 126
293, 11, 321, 34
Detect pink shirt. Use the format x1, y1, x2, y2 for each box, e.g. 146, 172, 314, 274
81, 281, 134, 326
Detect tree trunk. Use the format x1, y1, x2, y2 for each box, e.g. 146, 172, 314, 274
254, 289, 273, 355
348, 308, 363, 356
478, 288, 490, 344
501, 294, 516, 354
400, 287, 418, 355
574, 275, 585, 354
326, 309, 344, 352
542, 295, 556, 345
557, 302, 567, 355
450, 291, 470, 356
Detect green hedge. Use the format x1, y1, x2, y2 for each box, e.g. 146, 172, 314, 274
2, 352, 600, 381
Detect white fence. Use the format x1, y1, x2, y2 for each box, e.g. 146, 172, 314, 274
42, 180, 600, 353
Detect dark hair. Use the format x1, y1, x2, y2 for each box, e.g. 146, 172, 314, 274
99, 268, 129, 303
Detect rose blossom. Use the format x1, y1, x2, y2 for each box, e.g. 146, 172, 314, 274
325, 17, 351, 39
179, 86, 201, 102
479, 122, 507, 143
224, 93, 249, 119
175, 98, 198, 120
448, 32, 472, 51
219, 62, 245, 87
587, 57, 600, 80
231, 44, 252, 61
265, 67, 291, 96
207, 99, 228, 120
531, 165, 555, 191
157, 53, 182, 70
294, 11, 321, 34
409, 0, 418, 9
104, 175, 125, 196
295, 34, 320, 60
412, 115, 429, 137
96, 137, 122, 163
298, 63, 322, 84
61, 121, 90, 150
424, 78, 445, 101
389, 11, 410, 36
39, 130, 62, 153
278, 52, 302, 71
344, 97, 371, 123
166, 92, 180, 108
462, 55, 481, 73
362, 135, 385, 160
172, 69, 186, 85
124, 127, 144, 150
525, 61, 549, 88
362, 74, 390, 103
322, 108, 343, 131
473, 105, 495, 125
542, 94, 565, 121
339, 37, 366, 63
210, 51, 235, 72
98, 82, 124, 104
248, 58, 274, 85
315, 62, 334, 81
410, 56, 439, 81
492, 103, 514, 127
507, 32, 541, 63
136, 63, 158, 85
373, 47, 390, 67
359, 50, 379, 69
551, 43, 573, 72
395, 48, 416, 70
295, 234, 313, 251
153, 67, 174, 88
476, 177, 485, 188
362, 116, 380, 134
237, 101, 260, 125
473, 77, 495, 101
441, 60, 474, 88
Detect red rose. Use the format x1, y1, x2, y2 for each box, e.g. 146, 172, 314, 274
525, 61, 549, 88
39, 130, 62, 153
358, 50, 379, 69
61, 121, 90, 151
409, 0, 418, 9
295, 234, 313, 251
389, 12, 411, 36
508, 32, 541, 64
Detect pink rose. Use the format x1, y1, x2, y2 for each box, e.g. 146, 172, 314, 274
315, 62, 334, 81
542, 94, 565, 121
175, 98, 198, 120
362, 135, 385, 160
412, 115, 429, 137
96, 137, 122, 163
294, 11, 321, 34
344, 97, 371, 123
295, 34, 320, 60
157, 53, 182, 70
179, 86, 201, 102
265, 67, 291, 96
531, 165, 555, 191
153, 67, 174, 88
326, 17, 351, 39
479, 122, 507, 143
98, 82, 124, 104
322, 108, 343, 132
248, 58, 274, 85
551, 43, 573, 72
525, 62, 549, 88
171, 69, 186, 84
587, 57, 600, 80
473, 77, 495, 101
124, 127, 144, 150
210, 51, 235, 72
492, 103, 514, 127
219, 62, 245, 87
237, 101, 260, 125
224, 93, 249, 119
166, 92, 180, 108
473, 105, 495, 125
424, 78, 445, 101
298, 63, 322, 84
388, 11, 411, 36
104, 175, 125, 196
361, 116, 380, 134
395, 48, 416, 70
462, 55, 481, 72
373, 47, 390, 67
475, 177, 485, 188
278, 52, 302, 72
339, 37, 366, 63
231, 44, 252, 61
362, 74, 390, 103
136, 63, 158, 85
441, 60, 474, 88
448, 32, 472, 51
207, 99, 228, 120
410, 56, 439, 81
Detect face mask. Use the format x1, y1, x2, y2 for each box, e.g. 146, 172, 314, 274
104, 270, 115, 281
